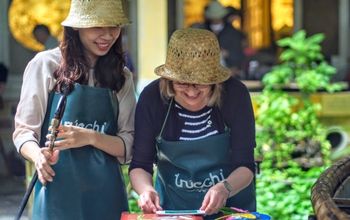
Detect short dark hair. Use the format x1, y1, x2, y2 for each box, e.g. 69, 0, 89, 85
0, 63, 8, 83
33, 24, 50, 35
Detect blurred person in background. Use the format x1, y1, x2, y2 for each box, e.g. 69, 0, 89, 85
203, 1, 246, 79
0, 63, 8, 109
32, 24, 59, 50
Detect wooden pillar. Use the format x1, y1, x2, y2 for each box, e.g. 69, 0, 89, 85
136, 0, 168, 93
0, 0, 10, 67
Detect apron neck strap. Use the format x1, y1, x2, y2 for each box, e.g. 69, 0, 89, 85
156, 98, 174, 141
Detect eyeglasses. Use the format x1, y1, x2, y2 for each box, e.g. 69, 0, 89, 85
173, 82, 211, 90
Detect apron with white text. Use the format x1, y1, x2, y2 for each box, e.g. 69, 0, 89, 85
155, 99, 255, 219
33, 84, 128, 220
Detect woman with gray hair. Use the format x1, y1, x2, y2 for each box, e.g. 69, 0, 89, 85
129, 28, 256, 219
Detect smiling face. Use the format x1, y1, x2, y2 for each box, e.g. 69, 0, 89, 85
173, 82, 212, 111
77, 27, 121, 67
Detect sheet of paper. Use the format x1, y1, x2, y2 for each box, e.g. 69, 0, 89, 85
156, 210, 205, 216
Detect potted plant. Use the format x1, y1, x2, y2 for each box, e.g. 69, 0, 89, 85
255, 30, 344, 219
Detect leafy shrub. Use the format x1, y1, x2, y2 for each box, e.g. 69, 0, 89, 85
122, 165, 140, 213
255, 30, 344, 219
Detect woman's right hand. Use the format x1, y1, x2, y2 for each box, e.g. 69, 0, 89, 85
34, 147, 59, 185
137, 189, 163, 213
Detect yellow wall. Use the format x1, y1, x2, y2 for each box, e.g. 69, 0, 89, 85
137, 0, 167, 92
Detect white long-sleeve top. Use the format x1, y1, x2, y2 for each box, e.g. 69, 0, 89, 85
13, 47, 136, 163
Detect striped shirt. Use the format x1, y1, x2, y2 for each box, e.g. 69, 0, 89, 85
174, 103, 219, 141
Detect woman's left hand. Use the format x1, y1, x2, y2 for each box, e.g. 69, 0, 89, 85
46, 125, 94, 150
200, 182, 229, 215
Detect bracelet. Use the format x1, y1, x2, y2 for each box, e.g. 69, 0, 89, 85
222, 179, 233, 195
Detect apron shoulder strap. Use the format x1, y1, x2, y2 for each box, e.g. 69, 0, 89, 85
156, 98, 174, 142
216, 104, 230, 132
108, 90, 119, 121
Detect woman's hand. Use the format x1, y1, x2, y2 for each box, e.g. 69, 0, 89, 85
137, 190, 163, 213
200, 182, 229, 215
34, 147, 59, 185
46, 125, 94, 150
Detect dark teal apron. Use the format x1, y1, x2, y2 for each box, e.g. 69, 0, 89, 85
155, 99, 255, 219
33, 84, 128, 220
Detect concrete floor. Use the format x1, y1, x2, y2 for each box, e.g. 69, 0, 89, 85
0, 175, 29, 220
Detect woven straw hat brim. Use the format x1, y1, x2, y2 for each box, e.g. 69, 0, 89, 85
155, 64, 231, 85
61, 19, 131, 28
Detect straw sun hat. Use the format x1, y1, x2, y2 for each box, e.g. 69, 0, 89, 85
155, 28, 231, 85
61, 0, 130, 28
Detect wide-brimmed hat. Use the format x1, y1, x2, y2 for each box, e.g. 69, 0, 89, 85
61, 0, 130, 28
155, 28, 231, 85
205, 1, 229, 20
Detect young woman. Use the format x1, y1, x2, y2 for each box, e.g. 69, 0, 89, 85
129, 28, 256, 219
13, 0, 135, 219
